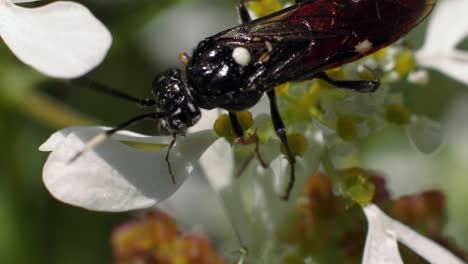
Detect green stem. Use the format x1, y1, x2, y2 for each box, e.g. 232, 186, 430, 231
259, 238, 276, 264
17, 91, 98, 129
237, 247, 248, 264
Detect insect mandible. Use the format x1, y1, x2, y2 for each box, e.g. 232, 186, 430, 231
72, 0, 436, 200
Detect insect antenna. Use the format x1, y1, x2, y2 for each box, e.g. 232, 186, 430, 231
71, 77, 157, 107
68, 78, 180, 183
68, 112, 165, 164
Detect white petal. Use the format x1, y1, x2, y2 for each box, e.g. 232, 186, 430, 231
200, 139, 253, 249
42, 127, 216, 211
200, 138, 235, 190
434, 51, 468, 84
390, 219, 466, 264
407, 116, 442, 154
416, 50, 468, 84
419, 0, 468, 51
254, 129, 323, 233
157, 163, 238, 247
249, 94, 270, 116
39, 126, 173, 152
39, 126, 89, 152
11, 0, 41, 3
363, 204, 465, 264
188, 108, 223, 133
416, 0, 468, 84
255, 157, 314, 231
0, 1, 111, 78
270, 155, 292, 195
362, 205, 404, 264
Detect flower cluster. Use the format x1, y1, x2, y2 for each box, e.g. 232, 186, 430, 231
112, 210, 227, 264
3, 0, 464, 263
282, 171, 466, 263
111, 170, 466, 264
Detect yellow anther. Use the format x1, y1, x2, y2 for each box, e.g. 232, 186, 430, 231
237, 111, 254, 130
249, 0, 282, 17
213, 111, 253, 139
325, 67, 345, 79
394, 50, 416, 77
213, 114, 232, 138
280, 133, 309, 157
275, 82, 290, 96
385, 104, 411, 125
340, 167, 375, 206
372, 48, 387, 60
336, 115, 358, 141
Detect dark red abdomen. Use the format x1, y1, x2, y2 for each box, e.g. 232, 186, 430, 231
292, 0, 435, 71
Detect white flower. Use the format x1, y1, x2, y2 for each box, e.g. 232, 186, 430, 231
150, 143, 466, 264
416, 0, 468, 84
71, 126, 461, 264
0, 0, 111, 78
362, 204, 465, 264
38, 101, 323, 259
39, 107, 463, 263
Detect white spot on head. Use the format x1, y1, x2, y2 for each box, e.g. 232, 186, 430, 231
232, 47, 251, 66
355, 39, 373, 53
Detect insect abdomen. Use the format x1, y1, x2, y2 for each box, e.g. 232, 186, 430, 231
295, 0, 435, 71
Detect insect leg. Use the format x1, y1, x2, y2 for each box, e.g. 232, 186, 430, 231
313, 71, 379, 92
71, 77, 157, 107
237, 0, 255, 23
229, 112, 247, 139
229, 112, 268, 168
68, 112, 164, 163
266, 90, 296, 200
165, 133, 177, 184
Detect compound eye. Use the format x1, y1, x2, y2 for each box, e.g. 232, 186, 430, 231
232, 46, 252, 66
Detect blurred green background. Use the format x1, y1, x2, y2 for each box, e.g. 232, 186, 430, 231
0, 0, 467, 263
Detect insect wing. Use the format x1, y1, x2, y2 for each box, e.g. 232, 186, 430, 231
290, 0, 437, 71
214, 0, 436, 77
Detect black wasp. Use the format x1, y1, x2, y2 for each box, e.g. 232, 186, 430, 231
72, 0, 435, 200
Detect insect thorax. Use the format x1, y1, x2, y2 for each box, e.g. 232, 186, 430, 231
185, 39, 263, 112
